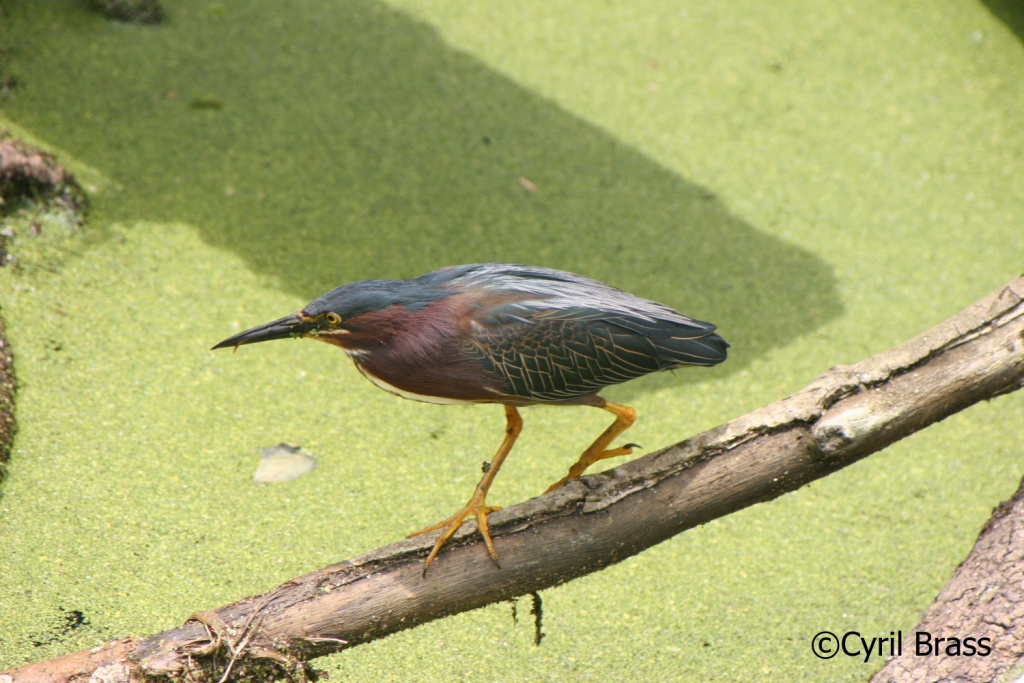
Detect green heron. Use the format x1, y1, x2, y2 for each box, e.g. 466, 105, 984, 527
213, 264, 728, 569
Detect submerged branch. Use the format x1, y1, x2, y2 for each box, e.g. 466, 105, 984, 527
0, 316, 14, 482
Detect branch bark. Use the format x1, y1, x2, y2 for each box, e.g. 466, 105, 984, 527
4, 276, 1024, 683
869, 474, 1024, 683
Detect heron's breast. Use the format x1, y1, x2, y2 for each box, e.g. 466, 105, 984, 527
345, 300, 513, 404
351, 361, 484, 405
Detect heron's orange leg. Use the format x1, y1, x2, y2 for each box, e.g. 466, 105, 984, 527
409, 405, 523, 570
545, 398, 637, 493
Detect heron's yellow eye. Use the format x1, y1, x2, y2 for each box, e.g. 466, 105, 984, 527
325, 312, 342, 325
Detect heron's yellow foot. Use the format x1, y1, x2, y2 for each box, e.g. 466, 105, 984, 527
411, 405, 522, 573
544, 442, 640, 493
544, 399, 639, 493
409, 491, 503, 570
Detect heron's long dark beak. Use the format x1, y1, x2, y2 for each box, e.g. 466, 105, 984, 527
211, 313, 317, 350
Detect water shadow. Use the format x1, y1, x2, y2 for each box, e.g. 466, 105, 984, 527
980, 0, 1024, 42
0, 0, 840, 388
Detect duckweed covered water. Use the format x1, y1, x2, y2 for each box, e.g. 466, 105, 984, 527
1, 1, 1022, 680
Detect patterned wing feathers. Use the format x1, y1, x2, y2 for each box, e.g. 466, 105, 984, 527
462, 308, 723, 403
444, 266, 730, 403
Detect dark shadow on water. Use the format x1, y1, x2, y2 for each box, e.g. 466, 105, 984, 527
980, 0, 1024, 42
0, 0, 841, 395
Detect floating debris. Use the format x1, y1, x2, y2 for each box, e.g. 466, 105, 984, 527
88, 0, 164, 25
253, 443, 317, 483
189, 96, 223, 110
517, 176, 538, 192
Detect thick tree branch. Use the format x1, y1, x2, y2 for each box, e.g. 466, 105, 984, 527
869, 474, 1024, 683
4, 276, 1024, 683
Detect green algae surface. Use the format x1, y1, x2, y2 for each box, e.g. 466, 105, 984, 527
1, 1, 1023, 681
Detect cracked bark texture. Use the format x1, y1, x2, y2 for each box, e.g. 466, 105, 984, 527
3, 275, 1023, 683
870, 476, 1024, 683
